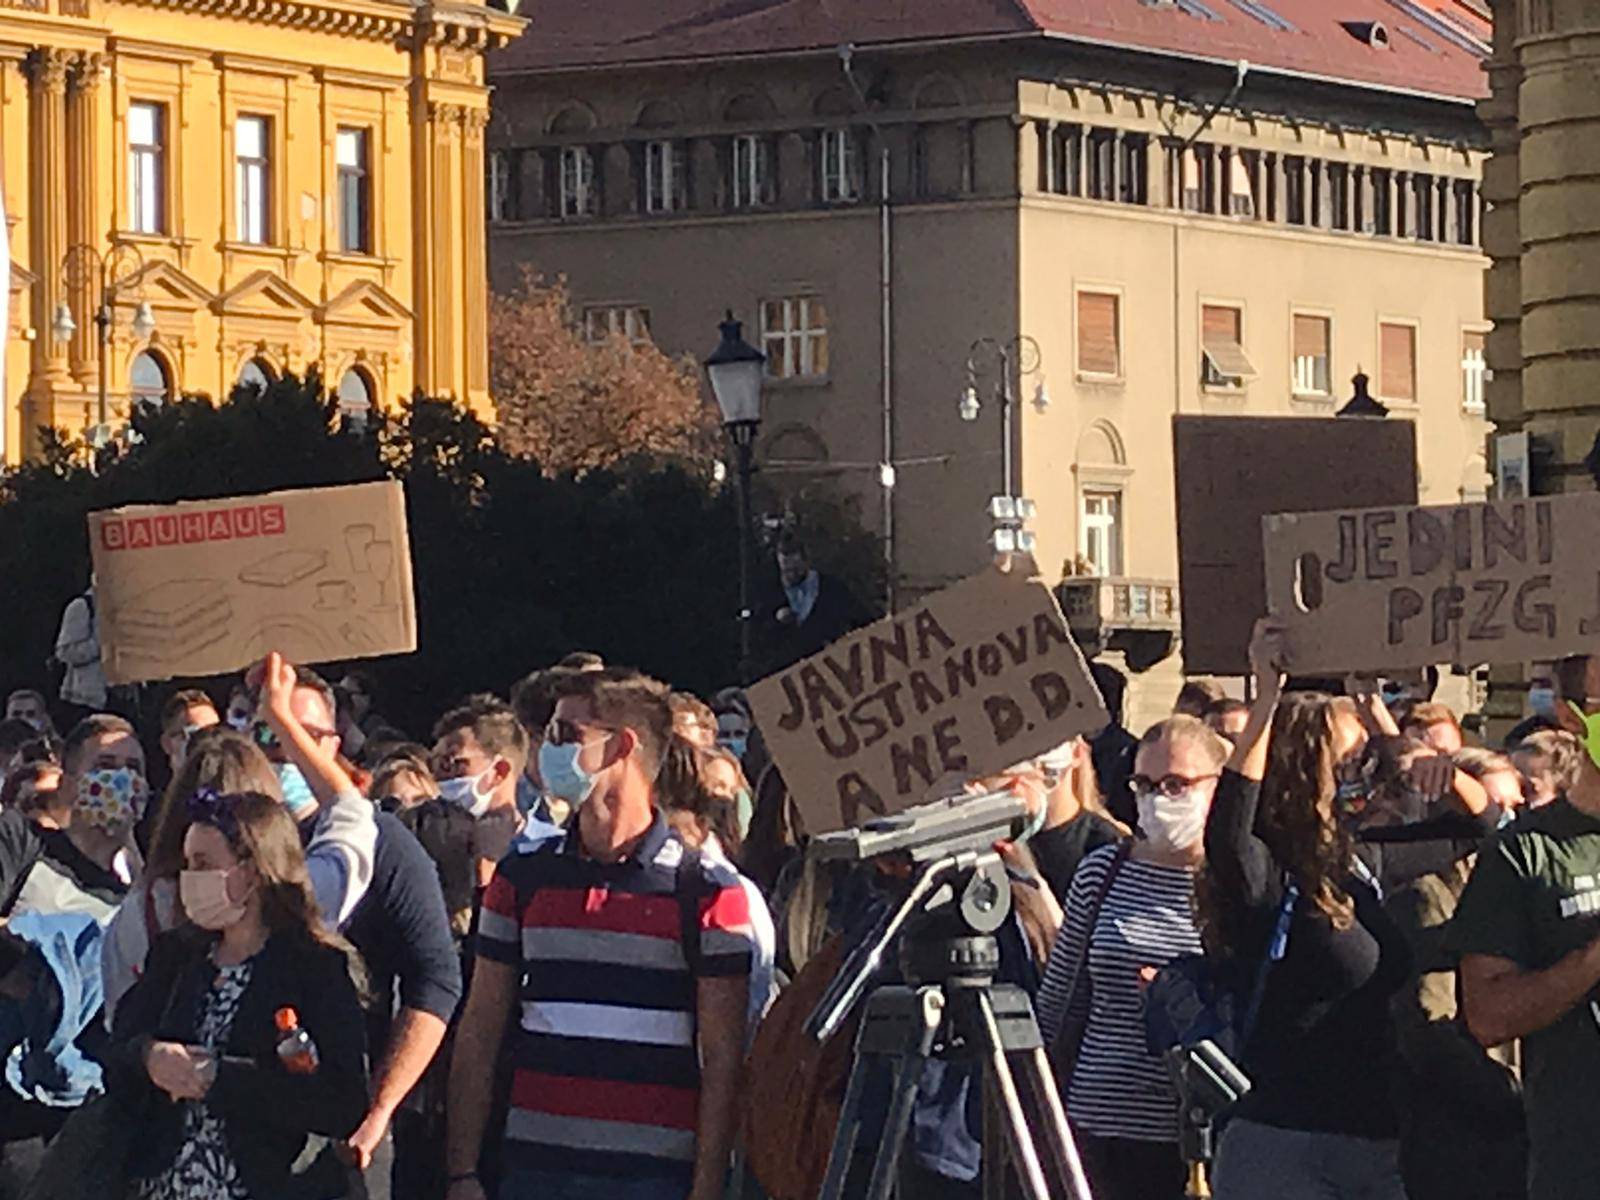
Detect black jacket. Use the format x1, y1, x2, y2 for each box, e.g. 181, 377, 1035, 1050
108, 927, 369, 1200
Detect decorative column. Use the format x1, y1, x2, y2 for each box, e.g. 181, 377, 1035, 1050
1014, 117, 1038, 197
432, 102, 459, 396
66, 52, 103, 387
24, 49, 71, 391
461, 106, 488, 405
1040, 120, 1056, 192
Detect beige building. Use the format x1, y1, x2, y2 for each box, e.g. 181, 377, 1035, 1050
0, 0, 522, 463
488, 0, 1493, 722
1478, 0, 1599, 726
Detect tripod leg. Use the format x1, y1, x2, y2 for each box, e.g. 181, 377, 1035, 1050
819, 1052, 875, 1200
973, 989, 1053, 1200
863, 989, 945, 1200
1018, 1046, 1095, 1200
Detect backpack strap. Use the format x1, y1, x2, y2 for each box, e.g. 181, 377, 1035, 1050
1238, 876, 1299, 1049
1057, 840, 1134, 1035
676, 847, 708, 979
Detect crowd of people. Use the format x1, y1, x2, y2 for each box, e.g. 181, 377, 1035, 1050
0, 551, 1595, 1200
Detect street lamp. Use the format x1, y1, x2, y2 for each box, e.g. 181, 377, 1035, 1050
704, 311, 766, 678
52, 243, 156, 436
959, 335, 1044, 499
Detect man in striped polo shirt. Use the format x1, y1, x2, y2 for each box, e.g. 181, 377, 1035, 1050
446, 669, 754, 1200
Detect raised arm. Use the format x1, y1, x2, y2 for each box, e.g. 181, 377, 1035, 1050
1205, 620, 1286, 907
256, 652, 375, 926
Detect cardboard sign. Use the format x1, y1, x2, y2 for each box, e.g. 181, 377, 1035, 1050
1174, 416, 1418, 675
90, 480, 416, 684
748, 569, 1108, 837
1263, 492, 1600, 673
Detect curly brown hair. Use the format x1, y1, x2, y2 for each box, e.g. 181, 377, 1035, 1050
1198, 692, 1360, 958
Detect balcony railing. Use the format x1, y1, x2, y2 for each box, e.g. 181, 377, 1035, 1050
1057, 576, 1181, 669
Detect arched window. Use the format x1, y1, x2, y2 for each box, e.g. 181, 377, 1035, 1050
130, 350, 172, 409
1075, 420, 1130, 577
338, 367, 374, 432
237, 357, 275, 394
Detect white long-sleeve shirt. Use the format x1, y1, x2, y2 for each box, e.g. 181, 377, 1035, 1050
101, 787, 376, 1024
54, 592, 106, 709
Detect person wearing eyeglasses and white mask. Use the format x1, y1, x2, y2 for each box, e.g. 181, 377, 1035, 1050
1034, 715, 1230, 1200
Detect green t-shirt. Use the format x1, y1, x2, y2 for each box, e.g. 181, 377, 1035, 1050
1448, 800, 1600, 1200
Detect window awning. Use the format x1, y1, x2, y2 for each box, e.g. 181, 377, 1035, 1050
1202, 337, 1258, 380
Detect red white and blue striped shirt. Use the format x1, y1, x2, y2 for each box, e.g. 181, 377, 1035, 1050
476, 811, 754, 1184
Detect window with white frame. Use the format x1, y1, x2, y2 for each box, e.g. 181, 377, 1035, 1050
1379, 321, 1418, 402
336, 127, 371, 254
128, 102, 165, 235
1292, 313, 1332, 395
1462, 329, 1487, 414
1201, 303, 1257, 389
761, 296, 829, 379
487, 149, 517, 223
234, 115, 270, 244
1080, 488, 1124, 577
559, 146, 596, 218
732, 134, 772, 209
644, 139, 686, 214
583, 305, 652, 346
820, 127, 859, 203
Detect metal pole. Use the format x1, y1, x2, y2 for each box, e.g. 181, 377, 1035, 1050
736, 432, 755, 680
879, 144, 895, 615
1000, 350, 1015, 499
96, 303, 109, 430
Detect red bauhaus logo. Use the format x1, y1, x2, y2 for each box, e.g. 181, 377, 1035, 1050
100, 503, 288, 552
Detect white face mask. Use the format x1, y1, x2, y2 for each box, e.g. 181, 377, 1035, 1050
1135, 788, 1210, 854
438, 763, 498, 819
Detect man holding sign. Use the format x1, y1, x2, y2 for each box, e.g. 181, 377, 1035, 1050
1452, 653, 1600, 1200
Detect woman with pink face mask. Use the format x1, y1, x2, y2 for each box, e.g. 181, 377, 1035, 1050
107, 791, 368, 1200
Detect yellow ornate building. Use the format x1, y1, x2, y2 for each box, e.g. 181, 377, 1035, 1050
0, 0, 522, 463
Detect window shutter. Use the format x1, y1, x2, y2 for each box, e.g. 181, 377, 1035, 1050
1293, 315, 1328, 360
1381, 323, 1416, 400
1202, 305, 1241, 345
1078, 293, 1120, 376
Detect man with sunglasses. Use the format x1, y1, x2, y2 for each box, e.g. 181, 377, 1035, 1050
243, 654, 376, 931
1453, 653, 1600, 1200
447, 668, 755, 1200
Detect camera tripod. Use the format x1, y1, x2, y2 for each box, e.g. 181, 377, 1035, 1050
809, 852, 1095, 1200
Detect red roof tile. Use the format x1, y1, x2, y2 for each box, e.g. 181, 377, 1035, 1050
492, 0, 1488, 103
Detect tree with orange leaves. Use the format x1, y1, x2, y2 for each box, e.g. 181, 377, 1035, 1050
489, 267, 717, 472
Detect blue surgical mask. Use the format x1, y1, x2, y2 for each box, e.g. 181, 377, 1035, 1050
538, 738, 603, 805
1529, 687, 1557, 718
720, 735, 749, 761
274, 762, 317, 816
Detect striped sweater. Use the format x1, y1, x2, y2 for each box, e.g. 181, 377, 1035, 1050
477, 811, 754, 1183
1036, 844, 1202, 1143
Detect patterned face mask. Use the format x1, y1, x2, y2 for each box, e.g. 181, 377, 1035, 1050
76, 767, 149, 835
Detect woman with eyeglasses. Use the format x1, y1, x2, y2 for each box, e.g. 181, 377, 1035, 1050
1034, 715, 1230, 1200
107, 790, 368, 1200
1201, 621, 1413, 1200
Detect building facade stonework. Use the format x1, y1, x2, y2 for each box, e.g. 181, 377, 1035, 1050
488, 2, 1492, 720
0, 0, 522, 461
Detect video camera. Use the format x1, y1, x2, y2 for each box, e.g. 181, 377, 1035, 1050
804, 790, 1030, 1043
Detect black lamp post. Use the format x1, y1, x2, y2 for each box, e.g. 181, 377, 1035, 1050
704, 311, 766, 677
52, 242, 156, 440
